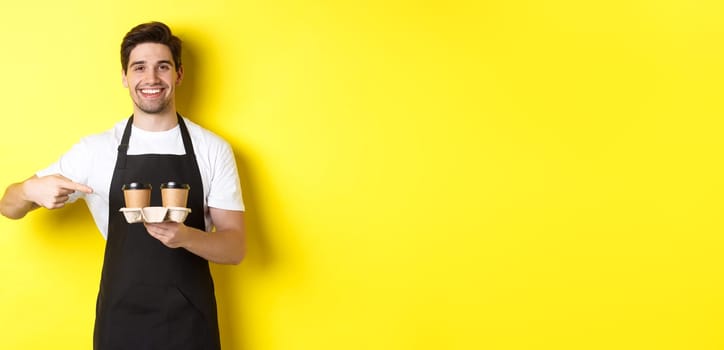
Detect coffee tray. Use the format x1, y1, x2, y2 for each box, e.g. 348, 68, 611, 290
119, 207, 191, 224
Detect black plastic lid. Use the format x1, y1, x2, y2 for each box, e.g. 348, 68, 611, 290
122, 182, 152, 190
161, 182, 190, 190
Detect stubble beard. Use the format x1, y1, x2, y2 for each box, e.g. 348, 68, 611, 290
135, 98, 171, 115
132, 83, 173, 115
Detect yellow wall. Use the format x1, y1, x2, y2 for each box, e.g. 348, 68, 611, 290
1, 0, 724, 349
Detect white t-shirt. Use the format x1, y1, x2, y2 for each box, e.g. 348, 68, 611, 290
37, 117, 245, 239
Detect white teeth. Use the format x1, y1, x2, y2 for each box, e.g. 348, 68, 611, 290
141, 88, 161, 94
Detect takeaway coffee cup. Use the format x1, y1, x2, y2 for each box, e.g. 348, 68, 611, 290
122, 182, 152, 208
161, 182, 190, 208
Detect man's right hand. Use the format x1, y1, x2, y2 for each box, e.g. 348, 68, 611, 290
1, 174, 93, 219
22, 174, 94, 209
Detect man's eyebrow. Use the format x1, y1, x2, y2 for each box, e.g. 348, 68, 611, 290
129, 60, 173, 67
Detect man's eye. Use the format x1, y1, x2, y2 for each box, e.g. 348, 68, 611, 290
159, 65, 170, 71
133, 66, 144, 72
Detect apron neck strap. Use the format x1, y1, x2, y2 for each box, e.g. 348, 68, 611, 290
115, 114, 196, 170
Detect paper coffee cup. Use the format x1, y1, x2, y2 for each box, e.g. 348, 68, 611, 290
161, 182, 190, 208
122, 182, 152, 208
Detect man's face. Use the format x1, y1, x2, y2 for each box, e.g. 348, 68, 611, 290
122, 42, 183, 115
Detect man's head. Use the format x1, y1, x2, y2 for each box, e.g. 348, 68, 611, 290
121, 22, 184, 116
121, 22, 182, 74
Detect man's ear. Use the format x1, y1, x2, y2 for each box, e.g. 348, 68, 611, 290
176, 65, 184, 85
122, 69, 128, 88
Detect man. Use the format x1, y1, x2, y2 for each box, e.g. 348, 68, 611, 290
0, 22, 245, 350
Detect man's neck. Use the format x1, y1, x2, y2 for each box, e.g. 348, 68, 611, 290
132, 110, 179, 131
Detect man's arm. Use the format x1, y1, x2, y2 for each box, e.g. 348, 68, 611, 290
0, 174, 93, 219
144, 208, 246, 265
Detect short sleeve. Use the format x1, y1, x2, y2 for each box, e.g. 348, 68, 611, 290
206, 140, 245, 211
36, 140, 92, 203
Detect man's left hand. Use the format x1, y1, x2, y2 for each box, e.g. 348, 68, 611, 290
144, 222, 197, 248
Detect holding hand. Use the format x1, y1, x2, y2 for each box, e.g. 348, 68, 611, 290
144, 222, 198, 249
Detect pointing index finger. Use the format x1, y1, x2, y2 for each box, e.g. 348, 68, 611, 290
60, 179, 94, 194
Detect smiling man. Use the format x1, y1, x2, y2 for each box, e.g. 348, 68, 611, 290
0, 22, 245, 350
124, 42, 179, 117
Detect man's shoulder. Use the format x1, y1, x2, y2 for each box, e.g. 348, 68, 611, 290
78, 119, 127, 147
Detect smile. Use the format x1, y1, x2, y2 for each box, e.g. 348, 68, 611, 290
138, 87, 164, 98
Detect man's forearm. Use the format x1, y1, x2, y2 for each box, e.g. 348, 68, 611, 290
144, 209, 246, 264
183, 227, 246, 265
0, 181, 38, 219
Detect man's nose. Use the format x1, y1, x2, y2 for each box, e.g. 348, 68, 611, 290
145, 68, 161, 82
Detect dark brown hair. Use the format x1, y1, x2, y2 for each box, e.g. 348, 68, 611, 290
120, 21, 182, 73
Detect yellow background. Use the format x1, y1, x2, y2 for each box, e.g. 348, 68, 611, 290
1, 0, 723, 349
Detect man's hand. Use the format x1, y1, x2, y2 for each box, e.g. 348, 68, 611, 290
0, 174, 94, 219
143, 209, 245, 265
144, 222, 198, 248
23, 174, 93, 209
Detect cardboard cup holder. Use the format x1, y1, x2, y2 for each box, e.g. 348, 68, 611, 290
120, 206, 191, 224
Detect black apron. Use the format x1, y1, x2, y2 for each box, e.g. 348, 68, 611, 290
94, 115, 221, 350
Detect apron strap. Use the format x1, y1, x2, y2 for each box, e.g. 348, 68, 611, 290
116, 114, 195, 170
115, 116, 134, 170
177, 113, 197, 162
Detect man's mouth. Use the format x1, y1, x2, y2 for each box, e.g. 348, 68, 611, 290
139, 87, 164, 98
